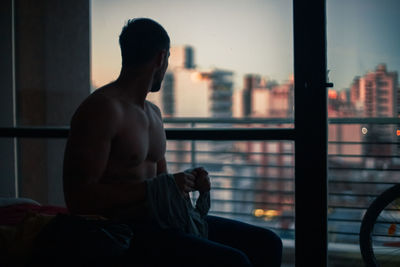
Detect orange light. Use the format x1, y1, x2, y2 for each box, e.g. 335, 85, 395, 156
190, 72, 203, 82
253, 209, 264, 217
397, 130, 400, 136
328, 90, 338, 99
264, 210, 280, 217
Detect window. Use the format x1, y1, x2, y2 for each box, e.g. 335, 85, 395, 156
1, 1, 330, 266
327, 0, 400, 265
377, 97, 388, 104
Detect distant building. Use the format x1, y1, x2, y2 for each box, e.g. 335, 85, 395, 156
169, 46, 195, 70
235, 74, 295, 221
349, 64, 399, 166
199, 69, 234, 118
351, 64, 398, 118
160, 73, 174, 116
148, 46, 233, 118
242, 74, 261, 117
240, 74, 293, 118
268, 77, 294, 118
328, 89, 363, 165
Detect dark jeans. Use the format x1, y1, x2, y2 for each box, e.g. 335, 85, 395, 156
122, 216, 282, 267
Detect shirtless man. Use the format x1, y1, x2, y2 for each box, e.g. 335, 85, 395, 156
63, 18, 282, 267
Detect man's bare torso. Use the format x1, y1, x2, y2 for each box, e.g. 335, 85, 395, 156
63, 83, 167, 219
96, 84, 167, 183
63, 81, 205, 221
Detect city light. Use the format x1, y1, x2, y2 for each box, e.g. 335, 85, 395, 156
253, 209, 281, 218
264, 210, 281, 217
190, 72, 203, 82
253, 209, 265, 217
328, 90, 338, 99
362, 127, 368, 135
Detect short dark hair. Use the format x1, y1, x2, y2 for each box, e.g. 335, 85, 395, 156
119, 18, 170, 68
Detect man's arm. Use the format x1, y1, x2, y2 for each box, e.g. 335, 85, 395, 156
147, 100, 197, 197
156, 157, 168, 175
63, 96, 146, 216
149, 101, 168, 176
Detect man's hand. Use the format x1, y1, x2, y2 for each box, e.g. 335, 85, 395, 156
191, 167, 211, 194
173, 172, 196, 198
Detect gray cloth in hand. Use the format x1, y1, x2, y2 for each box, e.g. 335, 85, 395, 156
145, 173, 210, 238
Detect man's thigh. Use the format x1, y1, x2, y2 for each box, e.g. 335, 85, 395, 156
123, 225, 252, 267
206, 215, 282, 267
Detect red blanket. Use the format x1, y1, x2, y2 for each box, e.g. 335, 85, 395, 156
0, 204, 69, 225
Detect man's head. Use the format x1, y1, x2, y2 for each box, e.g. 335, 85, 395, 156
119, 18, 170, 92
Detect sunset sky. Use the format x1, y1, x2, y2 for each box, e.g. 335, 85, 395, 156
91, 0, 400, 91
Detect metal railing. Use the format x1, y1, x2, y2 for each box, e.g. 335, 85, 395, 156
1, 117, 400, 263
161, 117, 400, 245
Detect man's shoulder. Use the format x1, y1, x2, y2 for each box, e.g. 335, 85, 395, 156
72, 88, 123, 125
145, 100, 162, 117
145, 100, 159, 110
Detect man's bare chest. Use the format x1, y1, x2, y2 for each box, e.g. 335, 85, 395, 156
109, 111, 166, 167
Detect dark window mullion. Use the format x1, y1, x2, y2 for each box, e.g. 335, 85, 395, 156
294, 0, 328, 266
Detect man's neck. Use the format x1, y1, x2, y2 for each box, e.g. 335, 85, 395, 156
115, 68, 154, 108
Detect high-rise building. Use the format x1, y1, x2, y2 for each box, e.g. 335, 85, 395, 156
199, 70, 234, 118
350, 64, 399, 166
235, 74, 295, 222
351, 64, 398, 118
169, 46, 195, 70
240, 74, 293, 118
242, 75, 261, 117
328, 89, 363, 165
148, 46, 233, 118
160, 72, 174, 117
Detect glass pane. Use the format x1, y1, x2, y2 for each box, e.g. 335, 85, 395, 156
327, 0, 400, 265
91, 0, 294, 128
167, 140, 295, 266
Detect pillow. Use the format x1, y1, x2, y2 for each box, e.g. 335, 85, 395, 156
0, 198, 41, 207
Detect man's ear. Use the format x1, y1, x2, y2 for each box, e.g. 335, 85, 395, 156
155, 49, 167, 68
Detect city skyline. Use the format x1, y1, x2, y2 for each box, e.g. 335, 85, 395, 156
91, 0, 400, 92
153, 45, 399, 121
91, 0, 292, 90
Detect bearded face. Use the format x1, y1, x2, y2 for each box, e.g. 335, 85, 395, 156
150, 68, 164, 92
150, 50, 169, 93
